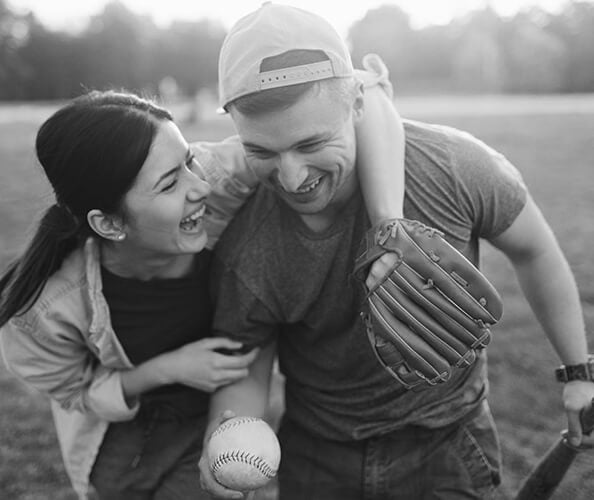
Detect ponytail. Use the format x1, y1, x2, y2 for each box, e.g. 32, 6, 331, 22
0, 204, 84, 327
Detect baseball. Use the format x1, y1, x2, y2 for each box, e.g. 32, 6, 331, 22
207, 416, 281, 491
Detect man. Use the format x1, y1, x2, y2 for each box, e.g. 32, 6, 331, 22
199, 3, 594, 499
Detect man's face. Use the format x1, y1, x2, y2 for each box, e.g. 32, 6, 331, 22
230, 83, 363, 223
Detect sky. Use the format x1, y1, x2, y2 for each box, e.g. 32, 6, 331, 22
6, 0, 575, 35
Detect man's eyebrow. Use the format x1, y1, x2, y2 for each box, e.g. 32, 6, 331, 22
152, 150, 192, 190
242, 141, 268, 151
243, 133, 325, 152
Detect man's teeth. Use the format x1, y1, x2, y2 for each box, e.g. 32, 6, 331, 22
296, 177, 321, 194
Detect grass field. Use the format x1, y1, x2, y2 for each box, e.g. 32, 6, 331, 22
1, 95, 593, 499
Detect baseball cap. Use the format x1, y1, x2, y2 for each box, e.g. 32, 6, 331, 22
218, 2, 354, 111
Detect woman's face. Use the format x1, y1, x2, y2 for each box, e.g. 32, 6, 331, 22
119, 120, 211, 260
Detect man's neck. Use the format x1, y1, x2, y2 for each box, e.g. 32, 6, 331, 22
299, 212, 335, 233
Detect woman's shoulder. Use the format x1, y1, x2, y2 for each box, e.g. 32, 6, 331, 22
9, 243, 93, 333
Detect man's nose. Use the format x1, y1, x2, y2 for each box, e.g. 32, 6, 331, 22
276, 154, 308, 192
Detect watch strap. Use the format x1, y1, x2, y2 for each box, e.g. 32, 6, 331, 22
555, 355, 594, 383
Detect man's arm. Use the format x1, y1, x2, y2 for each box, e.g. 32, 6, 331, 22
199, 341, 277, 499
490, 194, 594, 447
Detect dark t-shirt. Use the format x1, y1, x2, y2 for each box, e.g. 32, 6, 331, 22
210, 120, 527, 440
101, 251, 213, 416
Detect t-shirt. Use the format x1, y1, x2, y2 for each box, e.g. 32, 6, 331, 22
210, 120, 528, 441
101, 251, 213, 417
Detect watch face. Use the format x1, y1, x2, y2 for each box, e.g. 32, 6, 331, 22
567, 364, 590, 381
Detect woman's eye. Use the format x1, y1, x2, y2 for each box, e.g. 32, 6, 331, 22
162, 180, 177, 192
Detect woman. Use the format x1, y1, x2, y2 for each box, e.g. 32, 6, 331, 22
0, 57, 405, 500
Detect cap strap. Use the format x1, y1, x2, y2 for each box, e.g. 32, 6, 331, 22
259, 60, 335, 90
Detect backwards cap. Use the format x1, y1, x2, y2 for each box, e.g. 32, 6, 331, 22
218, 2, 354, 111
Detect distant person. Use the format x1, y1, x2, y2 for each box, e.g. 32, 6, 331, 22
197, 4, 594, 500
0, 59, 405, 500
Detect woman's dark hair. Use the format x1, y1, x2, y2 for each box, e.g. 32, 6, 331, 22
0, 90, 173, 326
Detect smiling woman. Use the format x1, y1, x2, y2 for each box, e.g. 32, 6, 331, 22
0, 90, 261, 500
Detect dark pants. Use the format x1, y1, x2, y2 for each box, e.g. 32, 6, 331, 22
90, 404, 210, 500
278, 401, 501, 500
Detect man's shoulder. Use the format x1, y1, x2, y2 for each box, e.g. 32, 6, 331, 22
405, 119, 499, 153
403, 119, 504, 171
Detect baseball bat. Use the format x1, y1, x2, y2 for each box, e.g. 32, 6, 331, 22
514, 399, 594, 500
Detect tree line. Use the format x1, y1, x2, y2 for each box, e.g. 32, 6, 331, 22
1, 0, 593, 100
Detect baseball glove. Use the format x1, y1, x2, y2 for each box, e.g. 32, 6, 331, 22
353, 218, 503, 389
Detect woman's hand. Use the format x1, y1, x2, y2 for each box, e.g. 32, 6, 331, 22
121, 338, 259, 402
160, 338, 260, 392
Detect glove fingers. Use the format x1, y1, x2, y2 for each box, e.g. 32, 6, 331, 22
385, 268, 492, 350
374, 283, 480, 367
369, 297, 451, 382
368, 332, 429, 389
396, 224, 503, 322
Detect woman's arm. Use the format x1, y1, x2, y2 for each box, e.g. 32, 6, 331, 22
120, 337, 259, 406
355, 54, 405, 223
1, 315, 257, 421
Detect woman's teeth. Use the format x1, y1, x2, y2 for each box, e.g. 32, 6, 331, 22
180, 205, 206, 231
296, 177, 322, 194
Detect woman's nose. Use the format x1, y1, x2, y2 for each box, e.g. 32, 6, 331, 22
184, 167, 211, 199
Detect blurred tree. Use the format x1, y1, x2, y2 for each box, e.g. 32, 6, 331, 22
451, 7, 505, 92
152, 19, 225, 97
81, 0, 158, 95
0, 0, 32, 99
501, 10, 567, 93
348, 5, 415, 87
546, 1, 594, 92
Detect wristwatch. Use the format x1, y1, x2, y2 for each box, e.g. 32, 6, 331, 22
555, 355, 594, 383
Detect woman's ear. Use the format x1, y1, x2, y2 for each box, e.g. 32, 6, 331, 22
87, 209, 126, 242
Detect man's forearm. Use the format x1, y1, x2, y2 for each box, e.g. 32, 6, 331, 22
512, 244, 588, 365
206, 341, 276, 438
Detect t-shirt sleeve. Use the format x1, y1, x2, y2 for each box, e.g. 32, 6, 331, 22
191, 136, 259, 250
209, 253, 278, 350
449, 129, 528, 240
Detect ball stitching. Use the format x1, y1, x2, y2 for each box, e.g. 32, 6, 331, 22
211, 450, 276, 478
210, 416, 261, 439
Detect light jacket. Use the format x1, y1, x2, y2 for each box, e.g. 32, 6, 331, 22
0, 137, 256, 499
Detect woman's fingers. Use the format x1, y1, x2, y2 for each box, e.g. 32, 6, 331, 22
365, 253, 400, 290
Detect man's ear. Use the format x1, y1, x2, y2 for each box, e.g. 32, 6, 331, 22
87, 209, 126, 242
352, 81, 365, 122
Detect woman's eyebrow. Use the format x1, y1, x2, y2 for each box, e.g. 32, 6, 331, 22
152, 150, 191, 189
153, 165, 180, 189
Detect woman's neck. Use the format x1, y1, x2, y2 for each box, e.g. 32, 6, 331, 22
100, 242, 196, 280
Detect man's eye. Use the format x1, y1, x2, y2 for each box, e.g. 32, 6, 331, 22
298, 142, 321, 152
249, 149, 274, 159
186, 154, 197, 170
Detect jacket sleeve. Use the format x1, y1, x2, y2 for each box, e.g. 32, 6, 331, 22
192, 135, 259, 250
0, 310, 139, 422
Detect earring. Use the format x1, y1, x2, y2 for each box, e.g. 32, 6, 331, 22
115, 233, 126, 241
